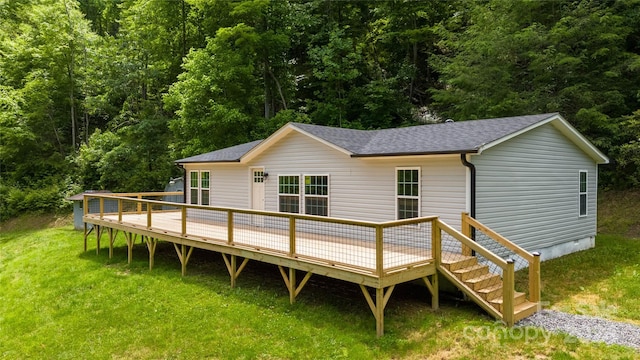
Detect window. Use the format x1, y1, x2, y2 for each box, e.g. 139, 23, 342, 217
305, 175, 329, 216
277, 175, 330, 216
201, 171, 210, 206
579, 171, 587, 217
189, 170, 210, 205
397, 168, 420, 219
278, 175, 300, 213
190, 171, 198, 205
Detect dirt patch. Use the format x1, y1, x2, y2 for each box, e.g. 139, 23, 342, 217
0, 213, 72, 232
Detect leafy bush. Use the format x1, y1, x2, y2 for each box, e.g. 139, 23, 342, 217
0, 184, 70, 221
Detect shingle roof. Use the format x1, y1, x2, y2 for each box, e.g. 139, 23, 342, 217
292, 113, 558, 156
175, 113, 559, 163
176, 140, 262, 163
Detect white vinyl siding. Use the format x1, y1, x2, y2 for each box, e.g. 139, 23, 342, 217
579, 171, 587, 217
184, 131, 467, 229
248, 131, 466, 228
473, 123, 598, 251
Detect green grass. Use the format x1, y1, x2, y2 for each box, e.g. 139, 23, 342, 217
598, 190, 640, 238
1, 218, 639, 359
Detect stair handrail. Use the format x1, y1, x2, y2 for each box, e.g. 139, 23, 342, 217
435, 219, 512, 323
461, 213, 541, 305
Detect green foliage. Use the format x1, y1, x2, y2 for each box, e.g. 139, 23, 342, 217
3, 0, 640, 221
0, 184, 70, 221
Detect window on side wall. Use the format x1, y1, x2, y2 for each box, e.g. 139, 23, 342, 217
397, 167, 420, 220
189, 170, 210, 206
278, 175, 300, 213
190, 171, 199, 205
579, 170, 587, 217
304, 175, 329, 216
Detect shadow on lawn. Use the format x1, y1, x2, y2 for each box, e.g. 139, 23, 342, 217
76, 232, 477, 338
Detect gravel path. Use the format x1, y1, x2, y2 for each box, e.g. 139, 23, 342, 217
517, 310, 640, 350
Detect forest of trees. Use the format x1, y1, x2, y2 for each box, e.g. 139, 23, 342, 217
1, 0, 639, 220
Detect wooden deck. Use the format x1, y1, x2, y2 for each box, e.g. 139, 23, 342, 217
82, 193, 541, 336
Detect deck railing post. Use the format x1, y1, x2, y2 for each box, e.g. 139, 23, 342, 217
137, 195, 142, 214
99, 197, 104, 219
83, 196, 88, 216
432, 219, 441, 267
181, 206, 187, 236
460, 212, 472, 256
147, 204, 152, 229
118, 199, 123, 223
503, 259, 515, 326
375, 225, 384, 277
529, 252, 541, 304
228, 210, 234, 244
289, 216, 296, 256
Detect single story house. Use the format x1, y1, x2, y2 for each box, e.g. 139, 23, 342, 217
175, 113, 609, 261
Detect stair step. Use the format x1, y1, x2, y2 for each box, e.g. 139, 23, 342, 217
464, 273, 501, 290
452, 264, 489, 281
440, 254, 477, 271
476, 284, 503, 301
514, 301, 540, 322
489, 292, 527, 312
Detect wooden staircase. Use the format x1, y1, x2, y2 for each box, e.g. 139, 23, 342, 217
439, 253, 539, 324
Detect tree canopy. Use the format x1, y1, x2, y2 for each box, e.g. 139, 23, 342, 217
1, 0, 639, 219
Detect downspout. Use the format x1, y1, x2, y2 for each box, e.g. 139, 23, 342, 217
176, 163, 186, 204
460, 153, 476, 241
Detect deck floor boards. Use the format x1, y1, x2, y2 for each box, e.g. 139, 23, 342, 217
89, 211, 433, 273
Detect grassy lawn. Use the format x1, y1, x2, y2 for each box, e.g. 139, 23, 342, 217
1, 213, 638, 359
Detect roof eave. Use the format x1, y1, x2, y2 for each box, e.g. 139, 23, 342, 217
175, 159, 242, 165
351, 150, 479, 158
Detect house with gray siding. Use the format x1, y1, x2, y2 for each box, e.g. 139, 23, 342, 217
175, 113, 608, 261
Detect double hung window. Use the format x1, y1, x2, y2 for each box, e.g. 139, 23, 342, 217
579, 171, 587, 217
278, 175, 329, 216
189, 170, 210, 205
397, 168, 420, 220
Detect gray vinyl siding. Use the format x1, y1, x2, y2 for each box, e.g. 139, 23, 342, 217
187, 131, 467, 229
472, 123, 598, 252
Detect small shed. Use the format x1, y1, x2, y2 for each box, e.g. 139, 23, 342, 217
163, 177, 184, 203
67, 190, 114, 230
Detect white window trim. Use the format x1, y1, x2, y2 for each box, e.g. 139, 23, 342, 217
579, 170, 588, 217
303, 174, 330, 217
189, 170, 210, 205
396, 167, 421, 220
278, 174, 301, 213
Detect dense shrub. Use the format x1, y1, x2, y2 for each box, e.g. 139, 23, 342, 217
0, 184, 70, 221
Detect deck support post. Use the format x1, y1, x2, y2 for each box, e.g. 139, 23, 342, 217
95, 225, 103, 255
360, 285, 395, 337
422, 275, 439, 310
124, 232, 135, 264
146, 237, 158, 270
174, 243, 194, 276
107, 228, 115, 259
222, 254, 249, 288
83, 223, 88, 252
278, 267, 312, 304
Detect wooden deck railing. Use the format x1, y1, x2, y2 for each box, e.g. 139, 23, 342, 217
83, 193, 438, 276
462, 213, 541, 305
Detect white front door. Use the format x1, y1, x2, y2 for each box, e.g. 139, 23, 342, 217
251, 168, 265, 226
